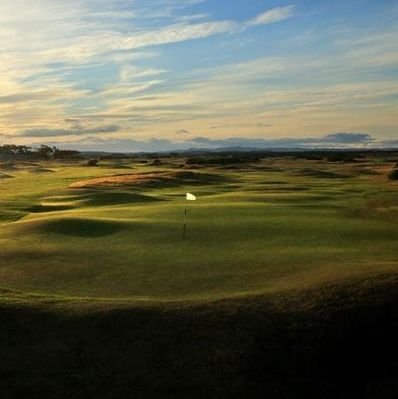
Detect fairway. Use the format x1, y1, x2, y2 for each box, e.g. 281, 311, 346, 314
1, 155, 397, 302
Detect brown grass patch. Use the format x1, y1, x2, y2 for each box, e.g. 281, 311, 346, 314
69, 170, 227, 189
70, 172, 169, 188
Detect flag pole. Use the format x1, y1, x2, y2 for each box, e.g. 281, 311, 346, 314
183, 199, 188, 239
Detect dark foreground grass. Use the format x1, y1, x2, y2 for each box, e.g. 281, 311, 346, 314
1, 274, 397, 399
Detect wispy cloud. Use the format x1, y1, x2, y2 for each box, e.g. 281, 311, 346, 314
43, 5, 294, 64
0, 0, 294, 67
120, 66, 167, 82
247, 6, 295, 26
176, 129, 191, 135
19, 124, 121, 138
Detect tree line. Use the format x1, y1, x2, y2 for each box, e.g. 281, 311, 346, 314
0, 145, 81, 160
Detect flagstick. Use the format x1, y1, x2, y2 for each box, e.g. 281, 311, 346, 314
183, 200, 188, 239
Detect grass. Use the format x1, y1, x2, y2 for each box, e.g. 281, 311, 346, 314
0, 154, 397, 398
0, 157, 397, 300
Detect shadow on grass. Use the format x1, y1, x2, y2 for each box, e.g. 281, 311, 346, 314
75, 190, 165, 207
28, 204, 76, 213
34, 217, 125, 237
296, 168, 352, 179
0, 275, 396, 399
27, 191, 165, 215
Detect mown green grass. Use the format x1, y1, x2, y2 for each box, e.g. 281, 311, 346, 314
0, 156, 397, 302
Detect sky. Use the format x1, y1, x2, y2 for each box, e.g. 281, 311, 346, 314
0, 0, 397, 151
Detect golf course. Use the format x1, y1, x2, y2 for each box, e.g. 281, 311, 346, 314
1, 153, 397, 398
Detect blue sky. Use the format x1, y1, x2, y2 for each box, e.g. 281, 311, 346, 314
0, 0, 397, 151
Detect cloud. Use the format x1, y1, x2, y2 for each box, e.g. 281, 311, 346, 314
176, 13, 209, 23
248, 6, 295, 26
209, 124, 230, 130
0, 85, 87, 104
381, 139, 398, 146
176, 129, 190, 135
98, 80, 165, 98
323, 133, 374, 144
19, 124, 121, 138
37, 7, 295, 63
41, 21, 237, 63
0, 92, 54, 104
120, 66, 167, 82
0, 2, 299, 140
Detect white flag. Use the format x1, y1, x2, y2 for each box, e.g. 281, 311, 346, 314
186, 193, 196, 201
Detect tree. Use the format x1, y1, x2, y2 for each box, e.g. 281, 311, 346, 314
388, 169, 398, 180
0, 145, 34, 158
87, 159, 99, 167
37, 145, 55, 159
53, 149, 81, 159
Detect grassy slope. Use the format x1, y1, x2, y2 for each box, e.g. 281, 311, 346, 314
0, 156, 397, 398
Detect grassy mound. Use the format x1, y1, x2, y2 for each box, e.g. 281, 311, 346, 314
0, 172, 13, 179
72, 190, 164, 206
29, 167, 55, 173
0, 162, 18, 171
108, 165, 134, 169
69, 170, 227, 189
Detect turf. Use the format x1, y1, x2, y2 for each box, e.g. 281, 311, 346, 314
0, 157, 397, 301
0, 155, 397, 398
